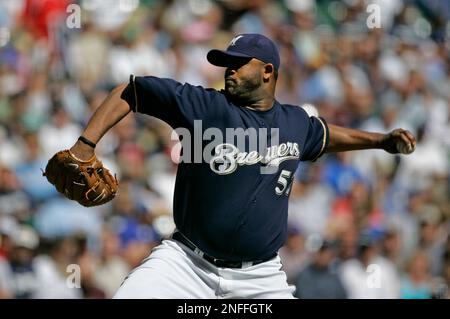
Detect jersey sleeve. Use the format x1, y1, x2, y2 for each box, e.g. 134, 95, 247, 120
120, 74, 216, 128
300, 116, 329, 161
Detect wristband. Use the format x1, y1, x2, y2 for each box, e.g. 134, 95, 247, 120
78, 136, 96, 149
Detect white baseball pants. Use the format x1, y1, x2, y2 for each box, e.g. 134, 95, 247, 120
113, 239, 295, 299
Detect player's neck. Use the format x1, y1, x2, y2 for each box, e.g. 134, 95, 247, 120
230, 90, 275, 111
245, 84, 277, 111
245, 97, 275, 111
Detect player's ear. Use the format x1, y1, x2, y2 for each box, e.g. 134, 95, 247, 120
263, 64, 274, 82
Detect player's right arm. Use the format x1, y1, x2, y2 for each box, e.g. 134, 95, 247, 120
69, 83, 131, 161
69, 75, 217, 161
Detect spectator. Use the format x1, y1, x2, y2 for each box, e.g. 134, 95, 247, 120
339, 232, 400, 298
92, 228, 131, 298
32, 236, 83, 299
37, 105, 82, 160
279, 226, 309, 284
7, 225, 40, 299
381, 227, 403, 267
295, 239, 347, 299
400, 250, 434, 299
440, 252, 450, 299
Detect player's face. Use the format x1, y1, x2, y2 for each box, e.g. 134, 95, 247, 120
224, 58, 265, 101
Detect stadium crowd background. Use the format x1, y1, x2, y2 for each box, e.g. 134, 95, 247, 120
0, 0, 449, 299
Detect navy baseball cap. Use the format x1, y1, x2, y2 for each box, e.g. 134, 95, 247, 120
207, 33, 280, 70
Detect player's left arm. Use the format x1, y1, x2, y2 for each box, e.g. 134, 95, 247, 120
325, 124, 416, 154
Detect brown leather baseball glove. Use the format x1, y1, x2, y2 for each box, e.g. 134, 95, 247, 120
43, 150, 118, 207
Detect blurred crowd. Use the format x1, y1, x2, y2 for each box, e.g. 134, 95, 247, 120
0, 0, 449, 299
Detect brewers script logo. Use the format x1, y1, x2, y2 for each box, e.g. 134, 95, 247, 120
210, 143, 300, 175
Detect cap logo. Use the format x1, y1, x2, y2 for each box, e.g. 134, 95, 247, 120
229, 35, 243, 46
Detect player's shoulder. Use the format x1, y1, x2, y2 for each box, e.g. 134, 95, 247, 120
177, 81, 224, 98
278, 102, 311, 119
135, 75, 220, 93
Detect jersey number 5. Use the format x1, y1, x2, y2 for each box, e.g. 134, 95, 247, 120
275, 170, 293, 196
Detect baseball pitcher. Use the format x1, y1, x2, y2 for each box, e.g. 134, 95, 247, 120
43, 34, 416, 298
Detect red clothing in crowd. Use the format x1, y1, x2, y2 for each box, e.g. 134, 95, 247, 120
21, 0, 71, 39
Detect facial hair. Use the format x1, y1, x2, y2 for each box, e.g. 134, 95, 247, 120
225, 73, 262, 105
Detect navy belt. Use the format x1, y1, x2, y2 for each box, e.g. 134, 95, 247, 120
172, 231, 276, 269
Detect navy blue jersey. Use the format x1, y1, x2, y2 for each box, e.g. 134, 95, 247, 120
121, 75, 329, 261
